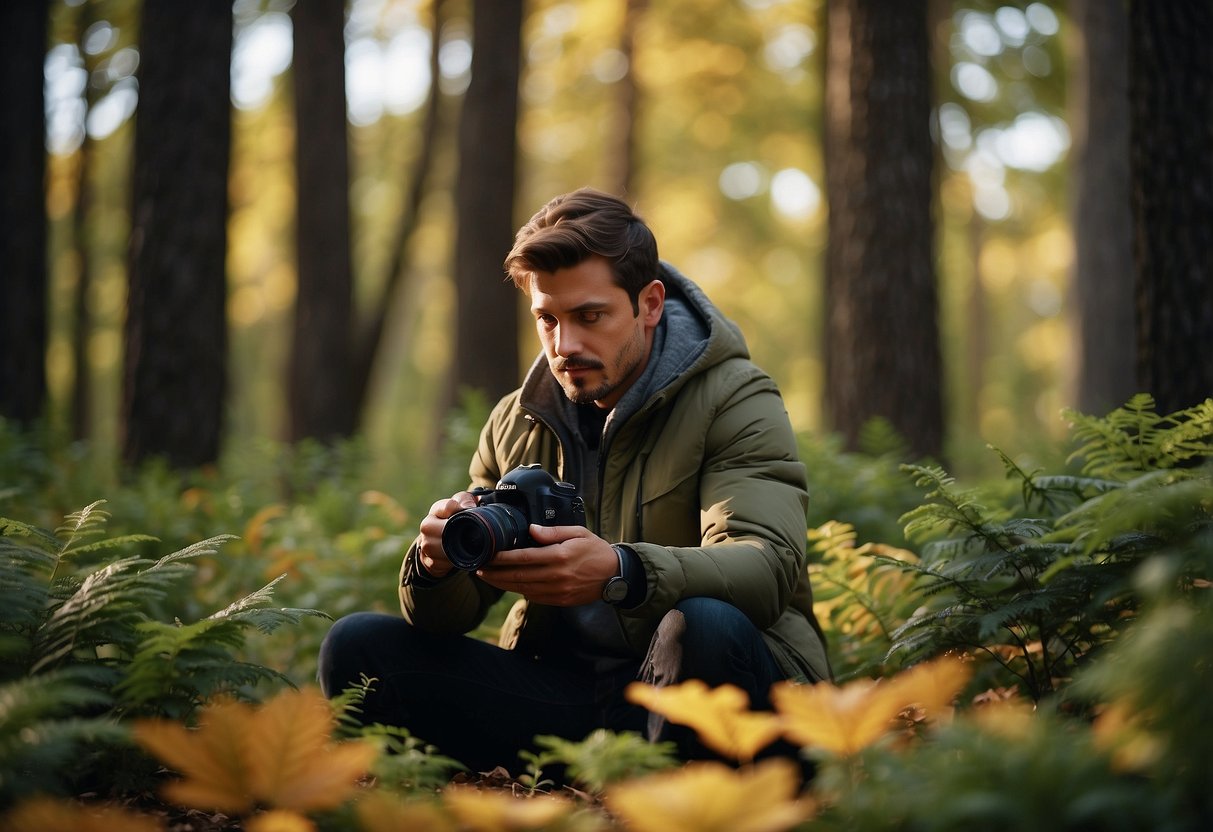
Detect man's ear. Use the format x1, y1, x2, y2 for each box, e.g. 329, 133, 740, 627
639, 279, 665, 327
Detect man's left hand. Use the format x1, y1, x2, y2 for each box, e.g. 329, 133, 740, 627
476, 524, 619, 606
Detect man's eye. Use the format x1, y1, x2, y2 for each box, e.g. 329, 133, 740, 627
581, 311, 603, 323
536, 314, 556, 328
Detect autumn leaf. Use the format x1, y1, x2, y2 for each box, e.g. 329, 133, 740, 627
878, 655, 971, 718
133, 686, 377, 816
441, 787, 575, 831
134, 697, 259, 813
771, 677, 898, 756
0, 797, 164, 832
246, 687, 378, 812
772, 656, 972, 756
355, 792, 456, 832
606, 758, 813, 832
243, 809, 317, 832
625, 680, 783, 762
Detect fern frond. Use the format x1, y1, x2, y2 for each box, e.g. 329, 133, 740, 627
153, 533, 239, 567
0, 516, 62, 555
54, 500, 112, 556
116, 618, 292, 716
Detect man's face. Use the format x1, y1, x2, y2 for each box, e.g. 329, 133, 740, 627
528, 255, 664, 410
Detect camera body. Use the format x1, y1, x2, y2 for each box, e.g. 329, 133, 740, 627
441, 464, 586, 571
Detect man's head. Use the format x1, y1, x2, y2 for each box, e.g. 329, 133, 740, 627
504, 188, 659, 313
505, 189, 665, 410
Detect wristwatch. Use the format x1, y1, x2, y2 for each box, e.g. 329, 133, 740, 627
602, 544, 631, 605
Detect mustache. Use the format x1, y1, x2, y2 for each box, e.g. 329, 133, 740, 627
555, 357, 604, 372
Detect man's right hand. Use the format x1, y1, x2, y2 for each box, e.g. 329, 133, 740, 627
416, 492, 479, 579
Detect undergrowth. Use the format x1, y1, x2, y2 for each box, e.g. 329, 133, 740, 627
0, 394, 1210, 830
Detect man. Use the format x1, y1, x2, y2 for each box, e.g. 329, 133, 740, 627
318, 188, 830, 774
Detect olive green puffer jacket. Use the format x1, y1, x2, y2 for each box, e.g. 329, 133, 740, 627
400, 264, 831, 684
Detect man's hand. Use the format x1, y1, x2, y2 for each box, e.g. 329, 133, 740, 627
476, 524, 619, 606
416, 492, 479, 579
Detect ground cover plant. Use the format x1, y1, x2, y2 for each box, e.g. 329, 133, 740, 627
1, 395, 1210, 830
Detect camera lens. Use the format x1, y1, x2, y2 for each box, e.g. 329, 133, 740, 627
442, 504, 529, 570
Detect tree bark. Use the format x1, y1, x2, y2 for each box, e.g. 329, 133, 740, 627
1069, 0, 1136, 416
1128, 0, 1213, 415
451, 0, 524, 404
123, 0, 232, 467
289, 0, 356, 442
0, 0, 49, 427
823, 0, 943, 459
351, 0, 448, 420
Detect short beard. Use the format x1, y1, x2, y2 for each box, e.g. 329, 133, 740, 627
559, 328, 645, 406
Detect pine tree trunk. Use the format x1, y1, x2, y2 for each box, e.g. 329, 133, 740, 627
1128, 0, 1213, 415
123, 0, 232, 467
823, 0, 943, 459
0, 0, 49, 427
1070, 0, 1136, 416
290, 0, 356, 442
452, 0, 523, 404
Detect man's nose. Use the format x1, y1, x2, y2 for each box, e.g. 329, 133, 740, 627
554, 324, 582, 357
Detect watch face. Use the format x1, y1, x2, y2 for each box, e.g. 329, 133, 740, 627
603, 576, 629, 604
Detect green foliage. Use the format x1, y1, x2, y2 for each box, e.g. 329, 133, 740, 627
0, 503, 323, 805
529, 730, 679, 793
882, 397, 1213, 700
330, 676, 465, 794
800, 425, 927, 549
811, 707, 1176, 832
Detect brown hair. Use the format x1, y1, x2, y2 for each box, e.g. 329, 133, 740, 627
503, 188, 659, 311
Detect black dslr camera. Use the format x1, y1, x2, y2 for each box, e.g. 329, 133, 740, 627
441, 464, 586, 571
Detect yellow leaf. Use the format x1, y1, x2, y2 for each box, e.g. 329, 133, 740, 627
246, 687, 376, 812
773, 656, 972, 756
606, 759, 813, 832
877, 655, 971, 719
442, 787, 575, 831
134, 698, 257, 814
772, 678, 900, 756
244, 809, 316, 832
134, 687, 376, 816
625, 680, 783, 762
0, 797, 164, 832
355, 792, 456, 832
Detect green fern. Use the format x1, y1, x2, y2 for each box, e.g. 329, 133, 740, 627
0, 504, 325, 802
531, 730, 679, 793
883, 397, 1212, 701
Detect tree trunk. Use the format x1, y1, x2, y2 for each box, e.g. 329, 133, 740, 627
289, 0, 356, 442
123, 0, 232, 467
607, 0, 647, 197
1128, 0, 1213, 416
351, 0, 448, 420
451, 0, 524, 404
0, 0, 49, 427
823, 0, 943, 459
1069, 0, 1136, 416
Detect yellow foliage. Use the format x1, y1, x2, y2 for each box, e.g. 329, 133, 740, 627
244, 809, 317, 832
1090, 702, 1164, 773
442, 786, 576, 831
133, 687, 377, 816
773, 656, 971, 756
355, 792, 456, 832
625, 680, 783, 762
244, 503, 287, 554
0, 797, 164, 832
606, 758, 813, 832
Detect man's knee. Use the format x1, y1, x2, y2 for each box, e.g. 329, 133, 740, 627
671, 597, 754, 654
317, 612, 407, 697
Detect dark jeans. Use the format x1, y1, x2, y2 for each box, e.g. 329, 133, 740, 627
317, 597, 795, 775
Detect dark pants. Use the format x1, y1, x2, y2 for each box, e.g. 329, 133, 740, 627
317, 597, 795, 775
